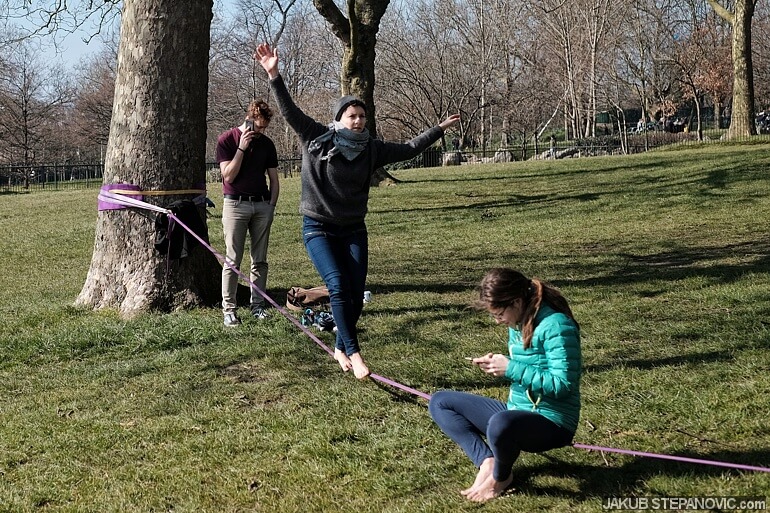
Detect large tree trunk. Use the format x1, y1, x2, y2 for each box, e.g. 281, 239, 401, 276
313, 0, 398, 185
707, 0, 757, 139
76, 0, 220, 316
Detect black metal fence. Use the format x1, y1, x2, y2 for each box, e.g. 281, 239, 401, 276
2, 131, 767, 193
0, 158, 306, 194
431, 129, 769, 166
0, 164, 105, 192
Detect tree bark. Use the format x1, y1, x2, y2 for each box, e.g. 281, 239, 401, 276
76, 0, 220, 316
707, 0, 757, 138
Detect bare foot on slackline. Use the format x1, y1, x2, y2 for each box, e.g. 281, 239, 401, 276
461, 457, 494, 496
349, 352, 370, 379
334, 348, 352, 372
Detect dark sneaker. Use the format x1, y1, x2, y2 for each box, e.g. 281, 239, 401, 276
251, 306, 269, 320
315, 311, 336, 332
223, 312, 241, 327
301, 308, 315, 327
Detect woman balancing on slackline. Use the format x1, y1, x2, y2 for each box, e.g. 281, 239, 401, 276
255, 42, 460, 379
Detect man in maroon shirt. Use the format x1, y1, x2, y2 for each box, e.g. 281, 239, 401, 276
215, 100, 280, 327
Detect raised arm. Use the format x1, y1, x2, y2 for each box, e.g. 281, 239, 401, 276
254, 43, 326, 141
254, 43, 279, 80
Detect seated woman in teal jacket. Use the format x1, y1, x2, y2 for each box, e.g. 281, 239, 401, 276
429, 267, 581, 503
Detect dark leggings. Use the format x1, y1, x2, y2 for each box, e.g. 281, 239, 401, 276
429, 390, 574, 481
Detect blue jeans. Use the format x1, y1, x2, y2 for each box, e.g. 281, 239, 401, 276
429, 390, 574, 481
302, 216, 368, 356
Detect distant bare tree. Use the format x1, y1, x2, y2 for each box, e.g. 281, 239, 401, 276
493, 0, 543, 148
753, 2, 770, 111
0, 2, 119, 165
674, 11, 732, 136
207, 0, 335, 158
615, 0, 667, 128
527, 0, 588, 140
377, 0, 478, 146
210, 0, 297, 115
0, 36, 72, 171
0, 1, 120, 50
67, 42, 119, 161
454, 0, 504, 150
261, 1, 341, 156
580, 0, 616, 138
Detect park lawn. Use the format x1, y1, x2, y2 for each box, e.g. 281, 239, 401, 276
0, 143, 769, 512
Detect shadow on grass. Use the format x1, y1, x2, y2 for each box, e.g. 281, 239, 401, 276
369, 190, 605, 219
364, 282, 474, 296
370, 240, 770, 307
499, 239, 770, 292
377, 154, 770, 228
397, 148, 768, 189
582, 349, 734, 373
396, 159, 665, 184
235, 284, 273, 307
516, 446, 770, 499
208, 336, 338, 383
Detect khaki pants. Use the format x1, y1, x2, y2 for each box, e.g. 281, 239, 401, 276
221, 198, 275, 314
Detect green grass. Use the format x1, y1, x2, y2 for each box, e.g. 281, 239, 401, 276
1, 144, 769, 512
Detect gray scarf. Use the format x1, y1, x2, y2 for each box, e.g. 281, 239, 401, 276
309, 121, 370, 161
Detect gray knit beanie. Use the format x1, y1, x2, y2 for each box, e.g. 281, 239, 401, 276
333, 95, 366, 121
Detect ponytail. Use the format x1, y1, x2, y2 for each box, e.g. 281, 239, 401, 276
519, 278, 577, 348
519, 279, 541, 348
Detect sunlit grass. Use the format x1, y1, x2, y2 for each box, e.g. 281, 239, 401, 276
1, 144, 769, 511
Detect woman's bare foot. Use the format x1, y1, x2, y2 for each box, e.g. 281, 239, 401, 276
464, 471, 514, 503
460, 458, 494, 496
334, 348, 352, 372
348, 352, 370, 379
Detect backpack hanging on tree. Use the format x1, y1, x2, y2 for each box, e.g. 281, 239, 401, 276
154, 199, 209, 259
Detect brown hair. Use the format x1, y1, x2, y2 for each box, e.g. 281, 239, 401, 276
247, 100, 273, 122
474, 267, 577, 348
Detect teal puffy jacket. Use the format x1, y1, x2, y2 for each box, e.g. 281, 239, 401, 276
504, 303, 581, 433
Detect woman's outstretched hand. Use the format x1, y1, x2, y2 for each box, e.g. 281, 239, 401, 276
439, 114, 461, 131
254, 43, 279, 80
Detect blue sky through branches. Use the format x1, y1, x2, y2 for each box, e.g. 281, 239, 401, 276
7, 0, 237, 70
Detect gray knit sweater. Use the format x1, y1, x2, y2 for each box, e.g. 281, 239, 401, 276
270, 75, 445, 225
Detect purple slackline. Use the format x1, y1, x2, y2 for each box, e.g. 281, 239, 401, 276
573, 443, 770, 474
169, 212, 770, 475
154, 208, 770, 476
369, 373, 432, 401
97, 183, 207, 211
168, 212, 435, 401
166, 212, 334, 355
98, 184, 142, 211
